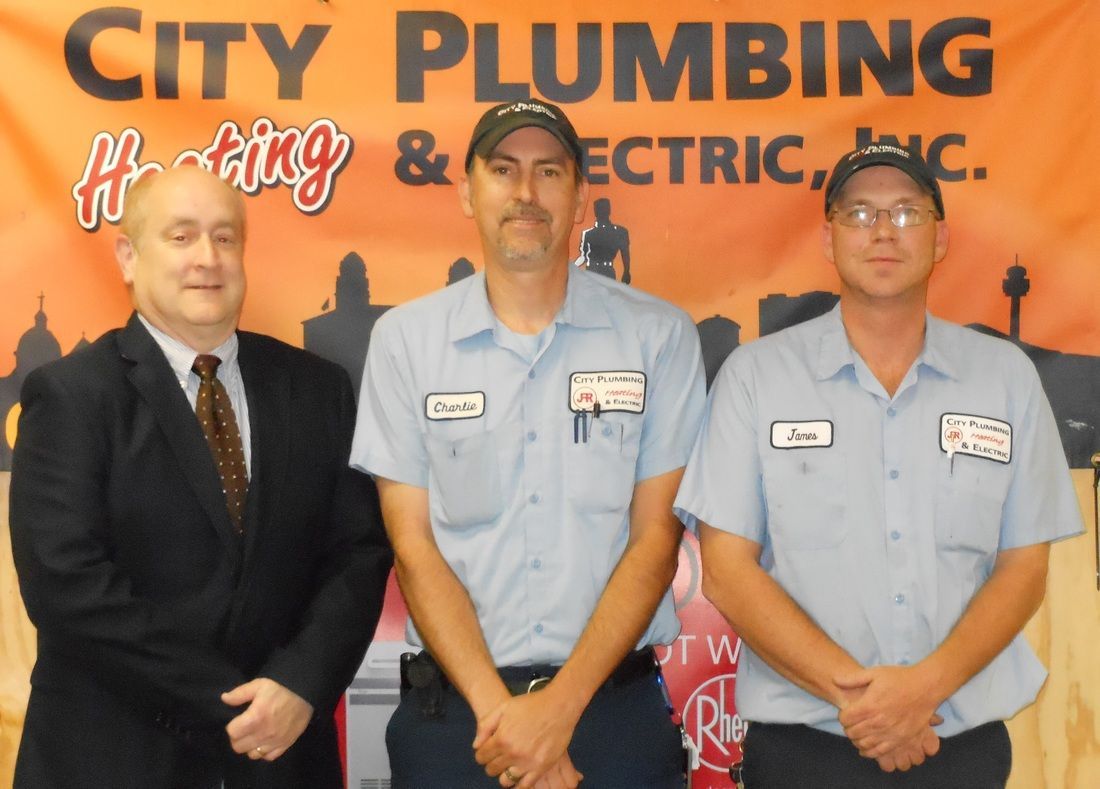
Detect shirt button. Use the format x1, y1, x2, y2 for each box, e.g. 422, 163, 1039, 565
602, 424, 612, 437
900, 658, 911, 665
534, 623, 544, 634
889, 469, 899, 480
529, 493, 540, 504
531, 558, 542, 569
890, 531, 901, 541
527, 370, 536, 379
894, 593, 906, 605
527, 431, 538, 442
887, 407, 897, 417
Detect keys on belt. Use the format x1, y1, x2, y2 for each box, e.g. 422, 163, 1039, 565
399, 651, 555, 719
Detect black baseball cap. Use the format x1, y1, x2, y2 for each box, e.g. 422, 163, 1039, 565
465, 98, 583, 172
824, 143, 944, 218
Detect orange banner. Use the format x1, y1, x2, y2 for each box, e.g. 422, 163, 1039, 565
2, 1, 1097, 468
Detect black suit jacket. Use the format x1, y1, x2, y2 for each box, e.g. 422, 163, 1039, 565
10, 314, 392, 788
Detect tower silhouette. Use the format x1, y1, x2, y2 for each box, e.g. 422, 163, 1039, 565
696, 316, 741, 390
1002, 258, 1030, 341
966, 255, 1100, 468
302, 253, 392, 400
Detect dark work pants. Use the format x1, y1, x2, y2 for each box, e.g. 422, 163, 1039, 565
741, 720, 1011, 789
386, 674, 683, 788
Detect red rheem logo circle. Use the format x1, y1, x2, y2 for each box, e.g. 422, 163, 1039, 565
682, 673, 746, 773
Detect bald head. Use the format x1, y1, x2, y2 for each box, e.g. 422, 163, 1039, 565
121, 167, 246, 251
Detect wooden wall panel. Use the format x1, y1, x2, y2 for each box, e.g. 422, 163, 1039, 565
0, 474, 34, 789
1007, 469, 1100, 788
1, 470, 1097, 785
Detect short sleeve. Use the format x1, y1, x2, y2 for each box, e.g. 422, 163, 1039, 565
998, 358, 1083, 549
350, 316, 428, 487
674, 347, 767, 544
633, 310, 706, 482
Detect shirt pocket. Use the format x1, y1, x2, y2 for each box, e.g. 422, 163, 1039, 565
566, 416, 641, 514
760, 451, 847, 550
426, 425, 513, 528
934, 455, 1009, 556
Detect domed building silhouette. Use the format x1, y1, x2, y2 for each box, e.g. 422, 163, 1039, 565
0, 294, 65, 469
447, 257, 475, 285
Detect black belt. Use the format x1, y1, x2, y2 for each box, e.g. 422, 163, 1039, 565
401, 647, 658, 700
495, 646, 658, 696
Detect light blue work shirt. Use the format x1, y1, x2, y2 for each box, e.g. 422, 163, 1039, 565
352, 266, 706, 666
674, 305, 1082, 737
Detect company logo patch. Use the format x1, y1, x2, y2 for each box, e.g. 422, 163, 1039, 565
770, 420, 833, 449
425, 392, 485, 421
940, 413, 1012, 463
568, 371, 646, 414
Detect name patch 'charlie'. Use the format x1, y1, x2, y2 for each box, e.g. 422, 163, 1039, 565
425, 392, 485, 421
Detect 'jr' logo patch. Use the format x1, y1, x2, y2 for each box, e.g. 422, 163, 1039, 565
940, 413, 1012, 463
568, 371, 646, 414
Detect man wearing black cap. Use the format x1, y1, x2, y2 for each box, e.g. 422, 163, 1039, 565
352, 99, 705, 787
674, 144, 1081, 787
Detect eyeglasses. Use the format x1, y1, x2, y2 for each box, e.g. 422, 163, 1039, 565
830, 204, 939, 228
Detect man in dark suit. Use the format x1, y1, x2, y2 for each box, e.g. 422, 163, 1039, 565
9, 166, 391, 788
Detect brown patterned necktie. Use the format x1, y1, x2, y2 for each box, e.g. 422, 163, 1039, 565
192, 354, 248, 533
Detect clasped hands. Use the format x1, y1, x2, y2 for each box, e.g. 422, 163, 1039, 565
214, 667, 941, 776
473, 687, 585, 789
834, 664, 943, 772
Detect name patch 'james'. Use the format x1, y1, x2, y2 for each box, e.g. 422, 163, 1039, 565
425, 392, 485, 421
568, 371, 646, 414
940, 413, 1012, 463
771, 420, 833, 449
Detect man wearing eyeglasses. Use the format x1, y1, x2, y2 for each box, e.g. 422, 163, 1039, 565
674, 144, 1082, 787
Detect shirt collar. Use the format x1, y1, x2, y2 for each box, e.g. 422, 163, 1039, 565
815, 304, 856, 381
138, 313, 239, 381
557, 264, 613, 330
918, 314, 960, 380
814, 303, 959, 382
446, 264, 612, 343
446, 271, 496, 342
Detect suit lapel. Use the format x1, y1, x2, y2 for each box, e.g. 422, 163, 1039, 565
237, 333, 291, 565
118, 314, 241, 554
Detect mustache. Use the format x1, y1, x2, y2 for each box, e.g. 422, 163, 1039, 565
501, 205, 551, 223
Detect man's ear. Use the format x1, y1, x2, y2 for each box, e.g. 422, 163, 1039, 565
116, 235, 137, 285
933, 220, 949, 264
822, 220, 836, 264
573, 178, 589, 224
459, 174, 474, 219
